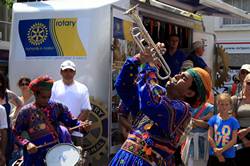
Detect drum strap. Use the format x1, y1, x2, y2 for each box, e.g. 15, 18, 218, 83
38, 108, 59, 140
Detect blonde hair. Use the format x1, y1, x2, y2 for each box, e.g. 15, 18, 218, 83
217, 92, 232, 105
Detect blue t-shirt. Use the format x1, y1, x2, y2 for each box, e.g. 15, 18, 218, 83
187, 53, 207, 69
164, 49, 186, 77
208, 115, 240, 158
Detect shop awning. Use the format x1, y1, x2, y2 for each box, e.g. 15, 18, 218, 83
156, 0, 250, 20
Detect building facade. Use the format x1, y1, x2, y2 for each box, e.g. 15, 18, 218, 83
0, 1, 11, 75
213, 0, 250, 68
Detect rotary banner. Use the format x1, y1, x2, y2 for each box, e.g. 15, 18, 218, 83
19, 18, 86, 57
113, 17, 133, 41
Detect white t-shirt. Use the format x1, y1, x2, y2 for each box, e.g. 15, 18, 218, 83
51, 80, 91, 117
0, 105, 8, 129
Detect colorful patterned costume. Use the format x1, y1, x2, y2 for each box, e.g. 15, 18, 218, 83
14, 101, 80, 166
109, 57, 192, 166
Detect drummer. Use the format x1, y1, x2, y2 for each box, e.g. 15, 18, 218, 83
14, 75, 90, 166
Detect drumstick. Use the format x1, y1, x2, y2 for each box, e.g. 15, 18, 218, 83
69, 121, 92, 131
37, 140, 58, 149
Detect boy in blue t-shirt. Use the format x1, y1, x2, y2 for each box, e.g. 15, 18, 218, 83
207, 93, 239, 166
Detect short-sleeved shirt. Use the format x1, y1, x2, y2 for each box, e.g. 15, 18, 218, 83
164, 49, 186, 77
0, 105, 7, 129
187, 53, 207, 69
208, 115, 240, 158
51, 80, 92, 117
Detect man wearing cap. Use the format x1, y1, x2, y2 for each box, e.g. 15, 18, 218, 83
180, 60, 194, 72
229, 64, 250, 96
186, 40, 211, 75
51, 60, 91, 121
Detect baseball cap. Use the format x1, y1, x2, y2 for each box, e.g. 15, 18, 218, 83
240, 64, 250, 73
181, 60, 194, 71
60, 60, 76, 71
192, 41, 207, 50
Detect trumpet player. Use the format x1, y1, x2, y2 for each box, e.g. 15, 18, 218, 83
109, 43, 212, 166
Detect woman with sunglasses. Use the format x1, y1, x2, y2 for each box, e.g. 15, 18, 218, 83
10, 77, 34, 123
0, 72, 23, 166
232, 73, 250, 165
17, 77, 34, 105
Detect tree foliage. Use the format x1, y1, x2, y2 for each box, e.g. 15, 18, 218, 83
1, 0, 14, 9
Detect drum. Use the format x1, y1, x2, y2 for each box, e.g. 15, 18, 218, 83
45, 143, 80, 166
71, 131, 84, 146
12, 158, 23, 166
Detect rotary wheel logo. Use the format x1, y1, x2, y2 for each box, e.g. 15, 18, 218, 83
27, 23, 48, 46
81, 97, 108, 161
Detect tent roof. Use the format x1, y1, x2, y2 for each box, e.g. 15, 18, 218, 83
156, 0, 250, 20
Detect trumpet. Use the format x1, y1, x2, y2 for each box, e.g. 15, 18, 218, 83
124, 4, 171, 80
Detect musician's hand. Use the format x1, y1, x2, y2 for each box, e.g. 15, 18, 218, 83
26, 142, 38, 154
156, 42, 166, 54
135, 48, 154, 64
79, 120, 92, 133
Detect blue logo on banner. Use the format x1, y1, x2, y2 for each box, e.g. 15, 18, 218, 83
19, 18, 86, 57
19, 19, 57, 57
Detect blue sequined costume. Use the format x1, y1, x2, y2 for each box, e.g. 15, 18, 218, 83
109, 57, 191, 166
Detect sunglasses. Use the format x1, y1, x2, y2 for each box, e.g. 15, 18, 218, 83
246, 82, 250, 86
20, 82, 29, 87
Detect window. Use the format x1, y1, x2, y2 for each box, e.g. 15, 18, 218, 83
223, 0, 250, 25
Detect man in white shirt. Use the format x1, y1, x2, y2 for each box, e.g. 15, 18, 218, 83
0, 105, 7, 165
51, 60, 92, 121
